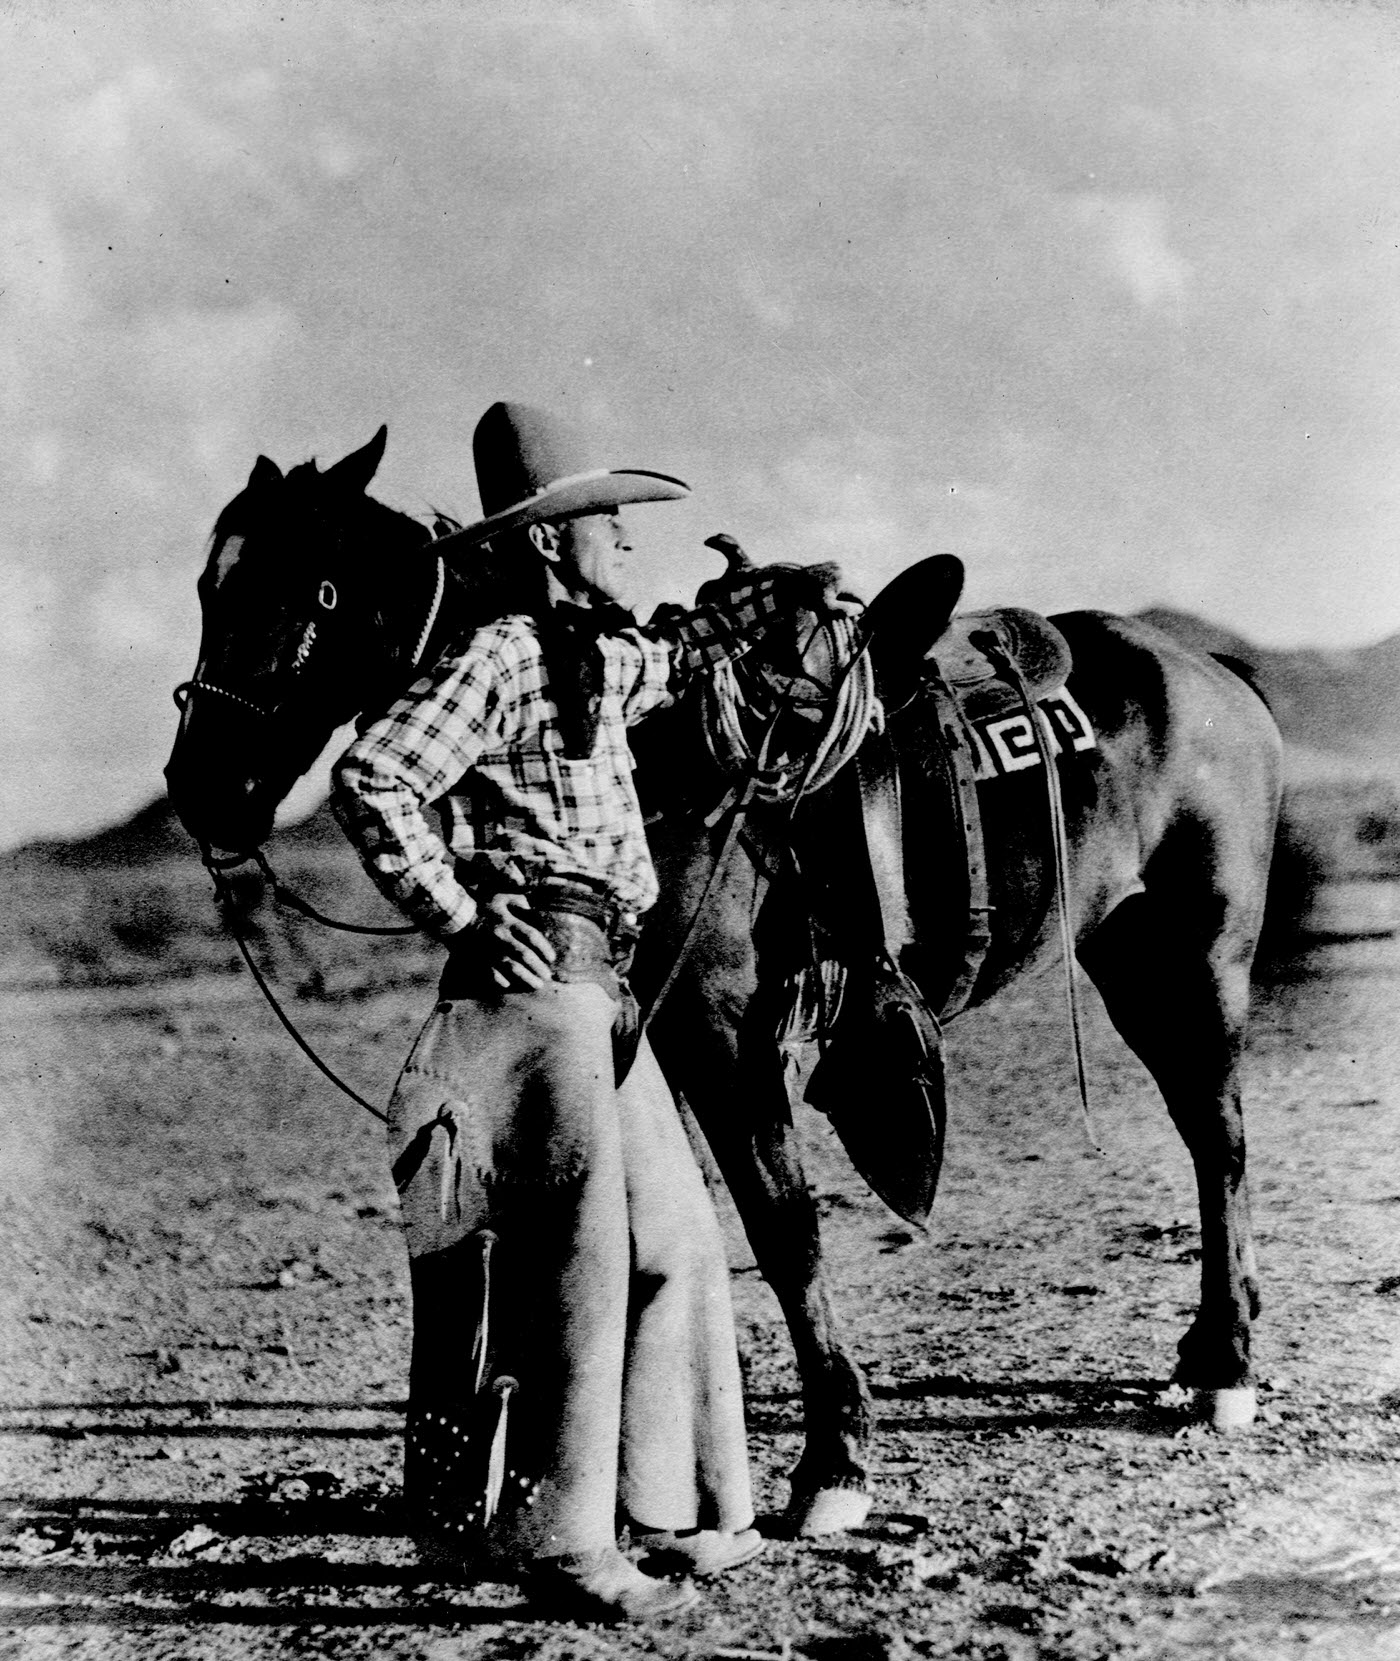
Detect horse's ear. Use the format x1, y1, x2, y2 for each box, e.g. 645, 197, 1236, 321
324, 425, 388, 495
249, 455, 282, 489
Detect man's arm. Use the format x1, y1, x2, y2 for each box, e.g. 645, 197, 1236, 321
331, 650, 497, 942
616, 560, 851, 723
332, 637, 558, 988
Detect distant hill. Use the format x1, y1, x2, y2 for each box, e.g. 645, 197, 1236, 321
14, 795, 195, 871
4, 605, 1400, 988
1137, 608, 1400, 782
0, 790, 411, 993
4, 793, 346, 878
9, 604, 1397, 881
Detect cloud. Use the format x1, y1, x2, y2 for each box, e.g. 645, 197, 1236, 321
58, 54, 283, 216
1072, 192, 1193, 313
141, 302, 296, 407
87, 565, 196, 660
3, 0, 1400, 848
735, 264, 796, 332
27, 432, 64, 487
0, 190, 82, 341
0, 561, 59, 657
312, 127, 368, 181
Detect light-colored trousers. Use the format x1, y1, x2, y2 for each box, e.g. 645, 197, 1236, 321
388, 981, 754, 1561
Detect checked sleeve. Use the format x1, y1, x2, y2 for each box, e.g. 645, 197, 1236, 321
665, 573, 794, 672
615, 572, 807, 724
332, 645, 508, 942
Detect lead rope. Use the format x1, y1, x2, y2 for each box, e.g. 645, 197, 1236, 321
204, 856, 389, 1123
702, 613, 878, 801
975, 638, 1102, 1157
188, 557, 450, 1115
248, 848, 418, 935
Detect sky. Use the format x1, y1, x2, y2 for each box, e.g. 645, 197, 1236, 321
3, 0, 1399, 848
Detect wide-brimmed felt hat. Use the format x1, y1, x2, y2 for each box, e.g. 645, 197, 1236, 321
433, 401, 690, 554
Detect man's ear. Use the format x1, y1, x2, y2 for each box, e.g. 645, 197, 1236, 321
528, 521, 561, 563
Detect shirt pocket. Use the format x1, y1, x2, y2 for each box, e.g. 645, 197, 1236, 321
547, 748, 608, 833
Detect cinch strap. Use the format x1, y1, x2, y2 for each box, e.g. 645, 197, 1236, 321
973, 632, 1101, 1157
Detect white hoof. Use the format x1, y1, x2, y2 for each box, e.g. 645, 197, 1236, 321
790, 1487, 874, 1537
1198, 1386, 1257, 1430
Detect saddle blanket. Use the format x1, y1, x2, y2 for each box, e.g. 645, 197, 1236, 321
964, 685, 1097, 781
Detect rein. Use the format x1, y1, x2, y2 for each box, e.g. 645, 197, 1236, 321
202, 850, 389, 1124
207, 752, 778, 1128
182, 551, 448, 1125
246, 847, 417, 935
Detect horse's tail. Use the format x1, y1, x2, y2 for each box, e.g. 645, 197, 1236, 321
1211, 652, 1272, 713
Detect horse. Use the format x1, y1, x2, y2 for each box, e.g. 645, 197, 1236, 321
165, 427, 1282, 1537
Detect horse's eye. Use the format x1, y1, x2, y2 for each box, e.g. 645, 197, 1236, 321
317, 581, 338, 611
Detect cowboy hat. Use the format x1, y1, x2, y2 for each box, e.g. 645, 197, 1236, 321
432, 401, 690, 555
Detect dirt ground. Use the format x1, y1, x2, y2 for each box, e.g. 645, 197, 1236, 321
3, 919, 1399, 1661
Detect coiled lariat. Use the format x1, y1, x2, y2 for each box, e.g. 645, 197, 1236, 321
701, 612, 880, 803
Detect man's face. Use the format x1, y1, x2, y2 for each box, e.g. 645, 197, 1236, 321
556, 512, 634, 610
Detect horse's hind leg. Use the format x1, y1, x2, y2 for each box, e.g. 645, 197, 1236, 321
649, 996, 876, 1535
1079, 888, 1262, 1429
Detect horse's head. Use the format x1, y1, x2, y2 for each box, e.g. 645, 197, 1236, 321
164, 426, 441, 855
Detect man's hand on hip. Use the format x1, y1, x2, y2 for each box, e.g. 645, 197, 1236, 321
477, 893, 558, 991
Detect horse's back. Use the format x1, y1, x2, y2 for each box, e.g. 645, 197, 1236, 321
1051, 608, 1280, 779
1050, 608, 1282, 925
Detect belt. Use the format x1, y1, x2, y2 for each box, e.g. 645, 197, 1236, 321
524, 876, 641, 951
438, 877, 643, 1084
439, 877, 639, 999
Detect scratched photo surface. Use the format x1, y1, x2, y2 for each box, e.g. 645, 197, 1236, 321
3, 3, 1399, 1658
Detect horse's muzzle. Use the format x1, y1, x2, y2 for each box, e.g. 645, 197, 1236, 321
164, 749, 277, 856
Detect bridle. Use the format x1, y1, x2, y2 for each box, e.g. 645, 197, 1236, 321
171, 679, 271, 720
173, 549, 448, 1124
172, 552, 446, 723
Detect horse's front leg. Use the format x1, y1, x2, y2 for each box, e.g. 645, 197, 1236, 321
650, 989, 876, 1534
1080, 892, 1261, 1429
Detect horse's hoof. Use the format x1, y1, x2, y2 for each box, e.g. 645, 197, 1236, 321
1198, 1386, 1257, 1431
788, 1487, 874, 1536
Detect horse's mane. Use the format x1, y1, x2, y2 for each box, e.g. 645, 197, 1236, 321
210, 456, 437, 561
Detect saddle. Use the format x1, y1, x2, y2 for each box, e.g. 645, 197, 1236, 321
926, 606, 1072, 716
795, 557, 1083, 1227
861, 550, 1070, 710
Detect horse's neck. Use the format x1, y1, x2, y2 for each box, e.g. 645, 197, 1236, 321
334, 506, 443, 727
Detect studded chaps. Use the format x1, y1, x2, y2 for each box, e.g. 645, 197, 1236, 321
387, 967, 753, 1565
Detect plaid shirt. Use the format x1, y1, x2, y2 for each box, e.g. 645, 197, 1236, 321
332, 578, 794, 942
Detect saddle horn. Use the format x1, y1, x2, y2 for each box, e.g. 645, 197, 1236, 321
704, 533, 755, 573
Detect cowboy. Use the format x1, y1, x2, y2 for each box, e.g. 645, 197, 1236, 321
332, 402, 846, 1621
